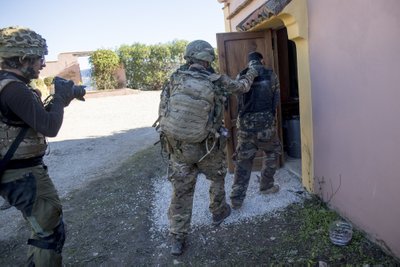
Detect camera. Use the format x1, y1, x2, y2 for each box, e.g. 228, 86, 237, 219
72, 84, 86, 101
53, 76, 86, 101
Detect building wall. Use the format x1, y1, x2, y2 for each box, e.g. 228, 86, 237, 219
308, 0, 400, 256
218, 0, 400, 257
40, 53, 82, 85
41, 52, 127, 89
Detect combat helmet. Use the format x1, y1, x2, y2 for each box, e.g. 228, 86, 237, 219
184, 40, 215, 63
0, 26, 48, 58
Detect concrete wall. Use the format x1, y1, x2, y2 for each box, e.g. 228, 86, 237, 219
40, 53, 82, 85
308, 0, 400, 256
41, 52, 127, 89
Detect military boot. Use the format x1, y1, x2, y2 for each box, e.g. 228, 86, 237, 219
170, 238, 185, 256
230, 198, 243, 210
212, 204, 231, 226
260, 184, 280, 194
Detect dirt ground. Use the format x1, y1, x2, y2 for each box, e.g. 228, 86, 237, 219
0, 144, 398, 266
0, 91, 398, 266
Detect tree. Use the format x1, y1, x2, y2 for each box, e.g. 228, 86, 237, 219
118, 43, 150, 89
117, 40, 188, 91
89, 49, 120, 90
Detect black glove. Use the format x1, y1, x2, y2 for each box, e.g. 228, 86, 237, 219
73, 85, 86, 101
53, 77, 86, 106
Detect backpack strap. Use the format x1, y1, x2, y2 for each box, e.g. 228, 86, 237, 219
0, 126, 29, 177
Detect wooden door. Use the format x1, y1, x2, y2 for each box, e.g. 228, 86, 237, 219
216, 31, 275, 173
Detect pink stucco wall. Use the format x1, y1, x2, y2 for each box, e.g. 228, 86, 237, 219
308, 0, 400, 257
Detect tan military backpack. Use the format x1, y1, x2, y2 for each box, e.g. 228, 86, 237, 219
159, 70, 219, 143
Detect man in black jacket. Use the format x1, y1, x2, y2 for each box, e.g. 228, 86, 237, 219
230, 51, 281, 210
0, 26, 85, 266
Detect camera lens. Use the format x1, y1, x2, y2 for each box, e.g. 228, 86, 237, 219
72, 85, 86, 100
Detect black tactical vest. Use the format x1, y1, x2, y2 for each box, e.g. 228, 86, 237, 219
238, 65, 274, 116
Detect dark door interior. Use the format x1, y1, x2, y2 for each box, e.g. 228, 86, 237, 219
274, 28, 301, 161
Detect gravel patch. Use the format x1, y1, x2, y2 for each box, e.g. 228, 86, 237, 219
151, 168, 305, 232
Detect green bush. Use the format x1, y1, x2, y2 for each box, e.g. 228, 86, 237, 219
90, 40, 219, 91
118, 43, 150, 89
30, 78, 49, 99
117, 40, 188, 91
89, 49, 120, 90
43, 76, 54, 87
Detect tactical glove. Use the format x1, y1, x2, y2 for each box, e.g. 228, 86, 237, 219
54, 77, 86, 106
73, 85, 86, 101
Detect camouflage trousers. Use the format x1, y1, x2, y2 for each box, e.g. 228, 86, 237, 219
230, 127, 281, 204
0, 164, 64, 266
167, 137, 227, 241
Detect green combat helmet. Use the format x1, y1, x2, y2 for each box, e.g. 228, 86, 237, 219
0, 26, 48, 58
184, 40, 215, 63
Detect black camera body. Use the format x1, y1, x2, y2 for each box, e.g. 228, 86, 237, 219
53, 76, 86, 101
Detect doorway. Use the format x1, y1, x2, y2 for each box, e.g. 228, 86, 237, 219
274, 27, 301, 177
216, 28, 302, 177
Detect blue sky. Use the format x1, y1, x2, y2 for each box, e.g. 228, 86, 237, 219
0, 0, 225, 61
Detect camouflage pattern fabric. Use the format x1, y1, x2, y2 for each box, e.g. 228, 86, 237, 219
0, 165, 63, 266
237, 111, 275, 132
184, 40, 215, 63
231, 63, 281, 205
159, 69, 218, 143
167, 138, 227, 240
0, 26, 48, 58
230, 124, 281, 204
163, 63, 258, 241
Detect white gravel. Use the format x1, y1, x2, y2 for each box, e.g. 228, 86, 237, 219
0, 89, 306, 241
44, 90, 160, 197
151, 168, 306, 232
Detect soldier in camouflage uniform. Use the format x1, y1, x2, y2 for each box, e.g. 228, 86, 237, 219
158, 40, 258, 256
0, 26, 85, 266
230, 51, 281, 210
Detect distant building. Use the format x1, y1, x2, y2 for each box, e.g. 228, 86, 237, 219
41, 51, 127, 90
41, 51, 93, 86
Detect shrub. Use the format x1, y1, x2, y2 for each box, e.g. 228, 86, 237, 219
89, 49, 120, 90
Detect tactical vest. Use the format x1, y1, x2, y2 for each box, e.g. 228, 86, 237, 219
159, 69, 222, 143
0, 74, 47, 160
237, 66, 275, 131
239, 67, 274, 115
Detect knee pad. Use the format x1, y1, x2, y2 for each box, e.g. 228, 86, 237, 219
28, 220, 66, 254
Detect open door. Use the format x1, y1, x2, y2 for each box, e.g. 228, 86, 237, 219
216, 31, 275, 173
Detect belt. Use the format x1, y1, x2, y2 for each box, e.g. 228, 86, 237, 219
6, 157, 44, 169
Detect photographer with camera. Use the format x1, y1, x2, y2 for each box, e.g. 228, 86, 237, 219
0, 26, 85, 266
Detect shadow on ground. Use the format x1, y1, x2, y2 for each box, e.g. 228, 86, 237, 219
0, 144, 398, 266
